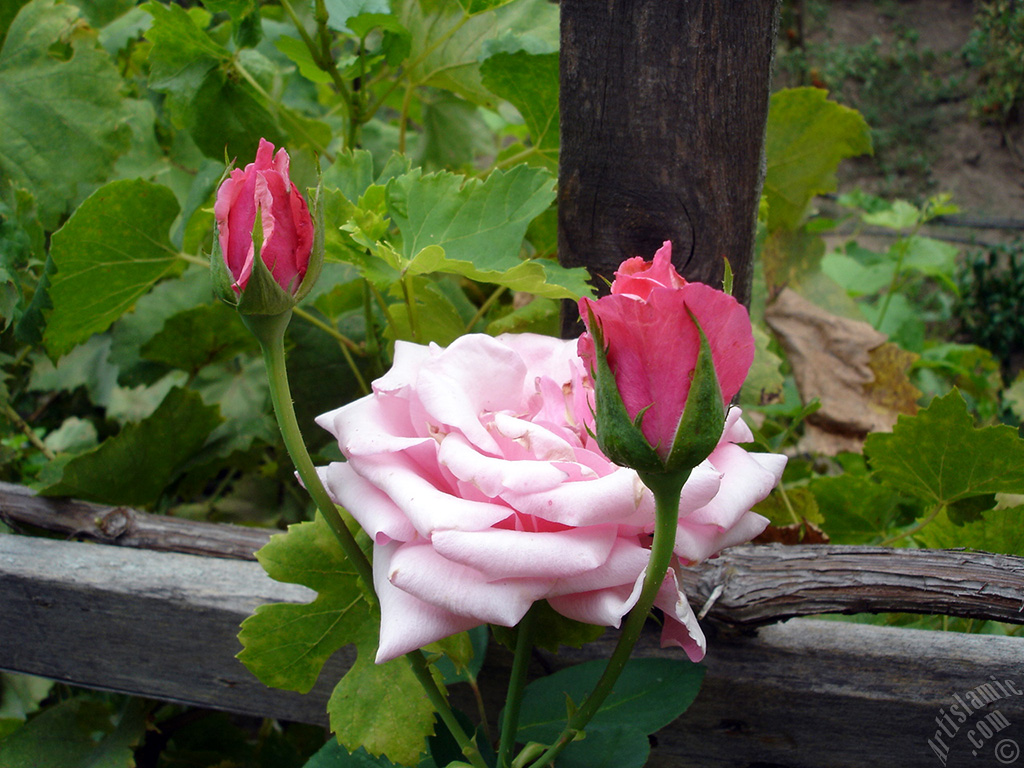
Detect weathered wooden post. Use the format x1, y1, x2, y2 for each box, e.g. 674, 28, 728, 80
558, 0, 779, 323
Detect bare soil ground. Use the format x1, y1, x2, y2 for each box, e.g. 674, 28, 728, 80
797, 0, 1024, 239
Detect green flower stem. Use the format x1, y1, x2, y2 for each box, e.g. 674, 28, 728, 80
407, 650, 490, 768
498, 602, 539, 768
246, 311, 376, 605
524, 470, 688, 768
249, 311, 475, 767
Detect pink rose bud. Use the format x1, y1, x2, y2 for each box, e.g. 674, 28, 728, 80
578, 241, 755, 474
212, 138, 317, 314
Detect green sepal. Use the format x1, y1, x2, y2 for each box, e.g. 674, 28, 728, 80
236, 207, 300, 316
665, 310, 725, 474
586, 306, 664, 474
293, 178, 325, 304
209, 218, 238, 306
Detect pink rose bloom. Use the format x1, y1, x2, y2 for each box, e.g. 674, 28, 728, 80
316, 333, 784, 663
214, 138, 313, 294
578, 241, 755, 460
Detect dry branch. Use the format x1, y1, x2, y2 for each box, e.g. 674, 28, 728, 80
3, 481, 1023, 627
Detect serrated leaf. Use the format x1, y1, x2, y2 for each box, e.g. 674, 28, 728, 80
305, 741, 401, 768
387, 166, 591, 299
109, 266, 212, 380
276, 35, 333, 84
44, 179, 181, 360
739, 323, 785, 407
38, 386, 221, 505
416, 92, 494, 171
386, 276, 466, 346
237, 513, 372, 693
514, 658, 704, 768
328, 624, 438, 766
861, 199, 920, 229
865, 389, 1024, 506
140, 303, 256, 373
393, 0, 557, 106
764, 87, 872, 232
917, 506, 1024, 556
322, 0, 389, 32
0, 0, 132, 229
145, 3, 328, 159
480, 51, 558, 169
811, 473, 916, 544
0, 697, 146, 768
485, 296, 558, 336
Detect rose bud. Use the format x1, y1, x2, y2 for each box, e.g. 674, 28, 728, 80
578, 241, 755, 475
211, 138, 321, 315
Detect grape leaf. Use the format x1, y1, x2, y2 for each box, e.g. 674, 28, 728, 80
811, 473, 916, 544
140, 303, 257, 373
480, 51, 559, 170
0, 697, 146, 768
865, 389, 1024, 506
38, 387, 221, 506
43, 179, 181, 360
145, 2, 328, 160
764, 87, 872, 232
393, 0, 557, 106
328, 626, 438, 766
237, 513, 373, 693
386, 166, 592, 299
917, 506, 1024, 556
0, 0, 131, 229
238, 513, 436, 765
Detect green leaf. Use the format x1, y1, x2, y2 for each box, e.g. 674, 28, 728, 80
237, 513, 372, 693
861, 199, 920, 229
322, 0, 389, 32
515, 658, 704, 768
108, 266, 212, 380
304, 741, 400, 768
917, 506, 1024, 556
44, 179, 181, 360
480, 51, 558, 169
387, 166, 592, 299
0, 0, 132, 229
386, 277, 466, 346
865, 389, 1024, 507
415, 91, 494, 171
811, 474, 916, 544
0, 692, 146, 768
146, 3, 328, 159
28, 334, 118, 407
739, 324, 785, 407
485, 296, 558, 336
327, 629, 438, 766
140, 303, 257, 373
764, 87, 872, 232
276, 35, 333, 84
38, 387, 221, 505
394, 0, 557, 106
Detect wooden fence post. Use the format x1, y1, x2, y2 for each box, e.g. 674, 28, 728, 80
558, 0, 779, 326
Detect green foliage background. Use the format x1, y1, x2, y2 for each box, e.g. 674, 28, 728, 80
1, 0, 1023, 766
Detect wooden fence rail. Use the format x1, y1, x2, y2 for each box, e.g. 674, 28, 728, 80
3, 482, 1024, 767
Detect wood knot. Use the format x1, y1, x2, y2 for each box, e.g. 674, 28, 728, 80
98, 508, 133, 539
